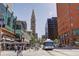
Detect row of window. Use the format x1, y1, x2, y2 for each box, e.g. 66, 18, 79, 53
16, 24, 21, 29
0, 17, 16, 29
0, 4, 16, 30
0, 18, 5, 27
73, 29, 79, 35
59, 29, 79, 40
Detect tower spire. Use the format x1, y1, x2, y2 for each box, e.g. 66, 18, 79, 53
31, 9, 36, 36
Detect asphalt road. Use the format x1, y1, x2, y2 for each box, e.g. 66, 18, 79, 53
1, 48, 79, 56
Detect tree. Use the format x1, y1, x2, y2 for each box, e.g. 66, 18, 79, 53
30, 34, 36, 46
54, 38, 59, 46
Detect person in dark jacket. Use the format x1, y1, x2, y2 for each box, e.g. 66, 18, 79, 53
17, 46, 23, 56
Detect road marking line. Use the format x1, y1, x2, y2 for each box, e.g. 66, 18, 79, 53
54, 50, 70, 56
47, 51, 56, 56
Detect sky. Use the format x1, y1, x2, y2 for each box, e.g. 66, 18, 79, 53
12, 3, 57, 38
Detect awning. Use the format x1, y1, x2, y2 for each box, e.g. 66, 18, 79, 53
0, 28, 15, 38
0, 41, 27, 45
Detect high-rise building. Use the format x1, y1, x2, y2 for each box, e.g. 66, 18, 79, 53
35, 33, 38, 39
57, 3, 79, 47
15, 20, 23, 41
15, 20, 29, 43
0, 3, 16, 50
42, 35, 46, 40
3, 3, 13, 13
6, 3, 12, 9
45, 17, 58, 40
31, 10, 36, 36
21, 21, 27, 32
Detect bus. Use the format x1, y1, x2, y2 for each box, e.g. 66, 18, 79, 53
43, 39, 54, 50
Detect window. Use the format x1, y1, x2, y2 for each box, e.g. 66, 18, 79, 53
7, 17, 11, 26
77, 14, 79, 16
77, 6, 79, 10
69, 10, 73, 14
16, 34, 20, 38
16, 24, 21, 29
68, 3, 73, 6
0, 4, 6, 14
12, 19, 16, 29
73, 29, 79, 35
0, 18, 5, 27
44, 42, 53, 46
70, 16, 73, 19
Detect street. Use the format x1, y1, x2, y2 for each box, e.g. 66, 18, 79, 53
1, 48, 79, 56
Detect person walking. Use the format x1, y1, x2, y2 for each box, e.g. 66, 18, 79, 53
14, 45, 17, 52
17, 46, 23, 56
35, 43, 39, 51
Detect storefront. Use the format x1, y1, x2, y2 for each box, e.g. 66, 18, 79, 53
0, 28, 15, 50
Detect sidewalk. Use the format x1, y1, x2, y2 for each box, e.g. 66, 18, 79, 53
0, 51, 17, 56
54, 46, 79, 49
54, 49, 79, 56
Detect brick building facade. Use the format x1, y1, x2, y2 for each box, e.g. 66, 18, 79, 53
57, 3, 79, 47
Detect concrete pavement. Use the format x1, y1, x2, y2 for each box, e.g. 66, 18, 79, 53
1, 51, 17, 56
22, 48, 51, 56
21, 48, 79, 56
0, 48, 79, 56
54, 49, 79, 56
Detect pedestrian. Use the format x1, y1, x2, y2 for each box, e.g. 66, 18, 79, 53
17, 46, 23, 56
17, 45, 20, 56
35, 43, 39, 51
14, 45, 17, 52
